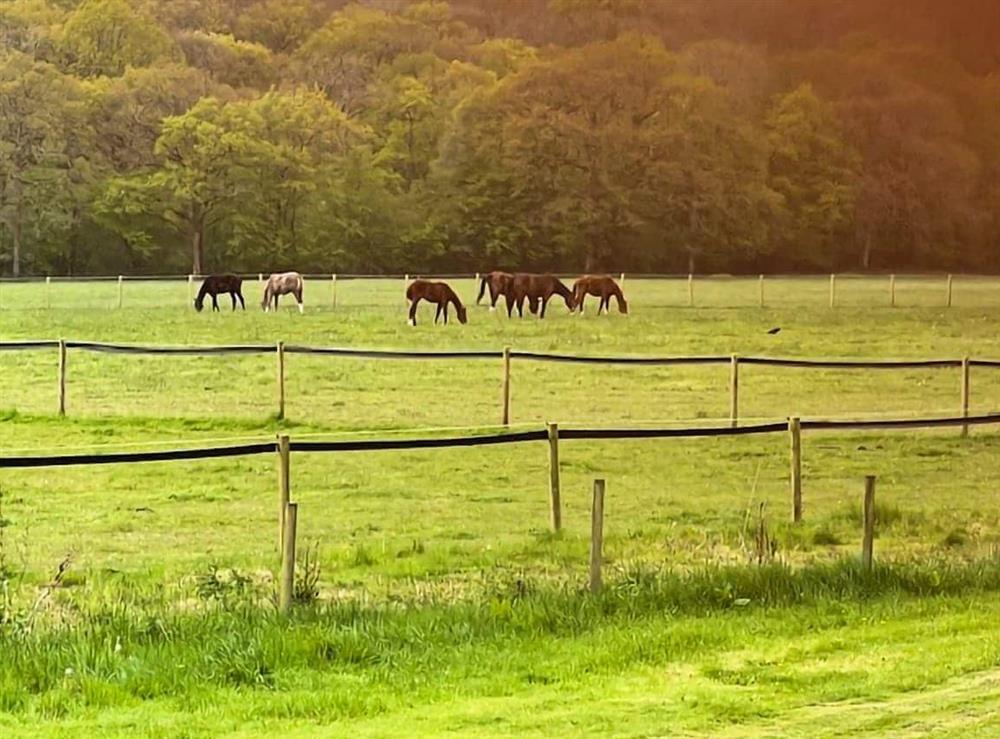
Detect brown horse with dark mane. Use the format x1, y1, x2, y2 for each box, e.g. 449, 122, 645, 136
194, 274, 245, 312
573, 275, 628, 314
477, 271, 514, 311
406, 279, 468, 326
508, 273, 575, 318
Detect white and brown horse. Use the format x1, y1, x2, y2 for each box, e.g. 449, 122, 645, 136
262, 272, 304, 313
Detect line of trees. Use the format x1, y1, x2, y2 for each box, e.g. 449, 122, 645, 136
0, 0, 998, 276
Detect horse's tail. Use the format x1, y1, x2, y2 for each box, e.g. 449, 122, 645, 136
476, 274, 488, 304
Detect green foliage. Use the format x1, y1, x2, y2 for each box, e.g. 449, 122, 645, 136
0, 0, 998, 275
59, 0, 175, 77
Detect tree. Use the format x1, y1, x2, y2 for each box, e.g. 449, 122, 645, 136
765, 84, 860, 269
59, 0, 175, 77
0, 52, 86, 275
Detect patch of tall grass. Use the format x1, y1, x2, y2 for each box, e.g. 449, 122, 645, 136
4, 556, 1000, 716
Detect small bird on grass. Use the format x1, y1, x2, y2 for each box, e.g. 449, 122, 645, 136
767, 327, 781, 335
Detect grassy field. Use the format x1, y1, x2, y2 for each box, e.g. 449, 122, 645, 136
2, 276, 1000, 736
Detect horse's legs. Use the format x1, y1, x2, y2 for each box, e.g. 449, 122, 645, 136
211, 293, 219, 312
489, 287, 498, 312
443, 302, 449, 324
230, 292, 237, 310
238, 291, 245, 310
434, 303, 442, 324
408, 298, 419, 326
505, 294, 515, 318
295, 288, 304, 314
540, 296, 549, 318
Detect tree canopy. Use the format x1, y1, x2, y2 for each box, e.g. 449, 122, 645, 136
0, 0, 997, 275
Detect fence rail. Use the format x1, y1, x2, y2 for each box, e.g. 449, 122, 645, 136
4, 412, 1000, 469
1, 340, 996, 427
6, 414, 997, 597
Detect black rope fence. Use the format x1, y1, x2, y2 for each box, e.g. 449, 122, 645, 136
3, 413, 1000, 469
0, 340, 994, 367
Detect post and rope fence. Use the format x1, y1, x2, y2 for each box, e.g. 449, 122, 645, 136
1, 341, 995, 435
6, 415, 1000, 602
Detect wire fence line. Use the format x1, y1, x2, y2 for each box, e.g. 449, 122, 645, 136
3, 412, 1000, 469
1, 272, 999, 310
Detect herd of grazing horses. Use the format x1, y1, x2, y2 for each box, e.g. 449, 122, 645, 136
193, 270, 626, 327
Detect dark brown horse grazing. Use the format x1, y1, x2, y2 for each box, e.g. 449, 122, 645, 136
508, 273, 575, 318
194, 274, 245, 312
477, 271, 514, 311
573, 275, 628, 315
406, 279, 468, 326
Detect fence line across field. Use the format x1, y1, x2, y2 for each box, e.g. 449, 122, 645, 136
0, 273, 995, 311
0, 340, 995, 430
4, 415, 995, 603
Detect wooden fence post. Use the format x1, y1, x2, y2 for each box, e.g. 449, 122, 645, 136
547, 422, 561, 532
117, 275, 124, 309
947, 274, 953, 308
890, 273, 896, 307
188, 275, 194, 302
862, 475, 876, 570
331, 274, 337, 309
789, 417, 802, 522
961, 356, 970, 437
729, 354, 739, 428
58, 339, 67, 417
258, 273, 263, 284
501, 346, 511, 426
279, 501, 298, 614
277, 434, 290, 551
276, 341, 285, 420
404, 274, 410, 306
829, 273, 836, 308
758, 274, 764, 308
46, 276, 51, 309
687, 273, 694, 307
619, 272, 626, 286
589, 479, 605, 593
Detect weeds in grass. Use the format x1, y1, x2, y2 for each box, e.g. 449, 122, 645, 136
295, 542, 322, 605
194, 565, 261, 608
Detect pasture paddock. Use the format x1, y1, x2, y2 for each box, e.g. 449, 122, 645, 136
1, 277, 1000, 581
3, 276, 1000, 735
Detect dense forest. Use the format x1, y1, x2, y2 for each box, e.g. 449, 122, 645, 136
0, 0, 998, 275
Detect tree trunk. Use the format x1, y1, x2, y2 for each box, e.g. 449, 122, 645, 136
192, 226, 203, 276
11, 178, 22, 277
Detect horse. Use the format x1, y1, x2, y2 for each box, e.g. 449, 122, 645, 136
406, 279, 467, 326
262, 272, 304, 313
194, 274, 245, 312
572, 275, 628, 315
507, 273, 575, 318
477, 271, 514, 311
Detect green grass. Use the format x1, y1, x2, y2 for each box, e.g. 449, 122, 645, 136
3, 276, 1000, 735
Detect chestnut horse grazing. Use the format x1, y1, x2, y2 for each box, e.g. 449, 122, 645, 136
508, 273, 575, 318
477, 271, 514, 311
407, 279, 468, 326
573, 275, 628, 315
262, 272, 304, 313
194, 274, 245, 312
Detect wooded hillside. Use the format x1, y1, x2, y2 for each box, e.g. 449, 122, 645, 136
1, 0, 997, 275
